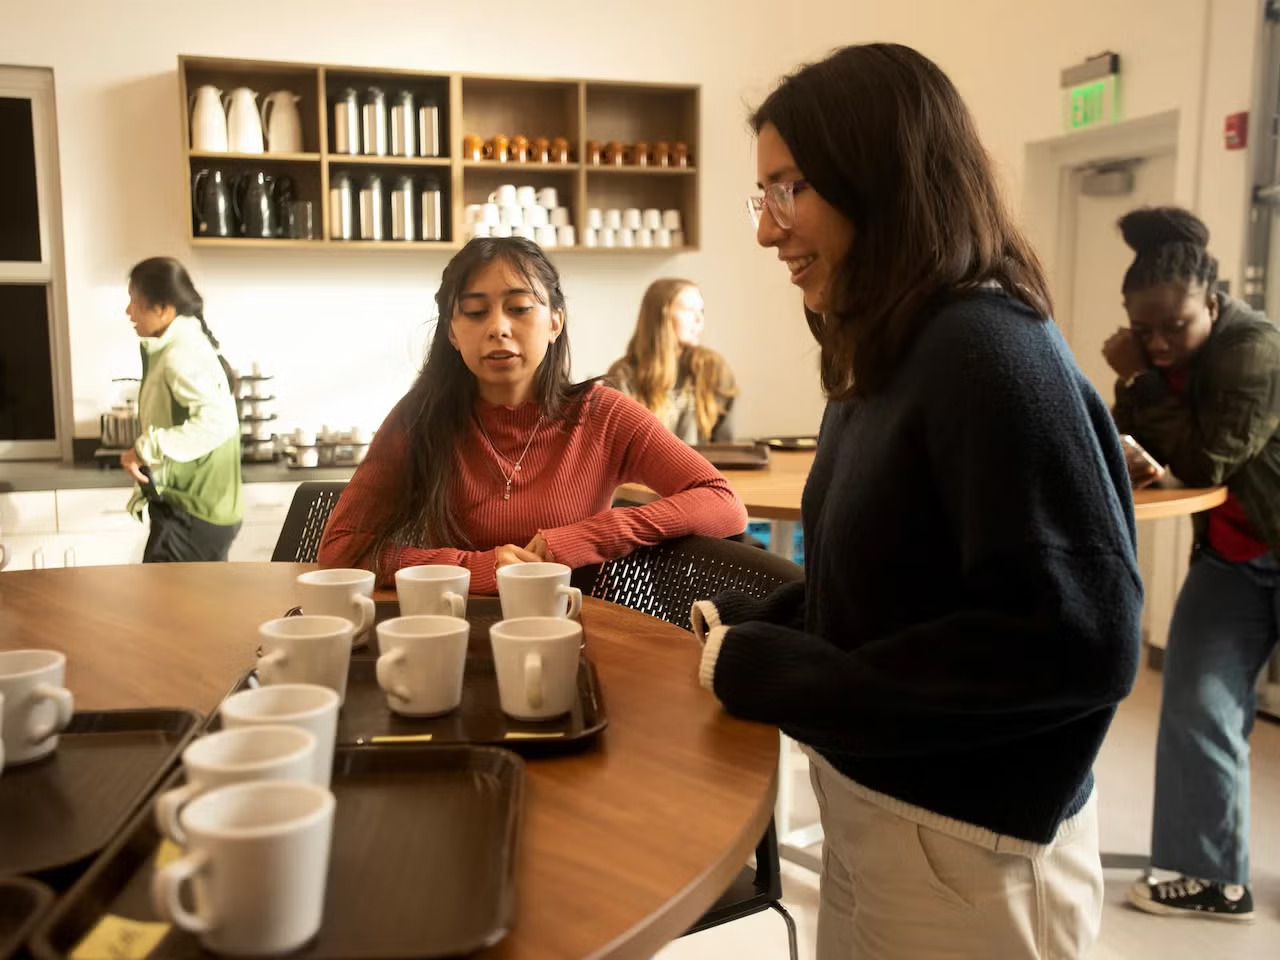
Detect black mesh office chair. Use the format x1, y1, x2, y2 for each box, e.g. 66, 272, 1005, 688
271, 482, 348, 562
572, 535, 802, 958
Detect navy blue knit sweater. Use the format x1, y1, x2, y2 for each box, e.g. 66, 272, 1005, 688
709, 291, 1143, 844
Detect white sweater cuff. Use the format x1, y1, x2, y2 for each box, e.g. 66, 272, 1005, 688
699, 625, 729, 691
690, 599, 722, 646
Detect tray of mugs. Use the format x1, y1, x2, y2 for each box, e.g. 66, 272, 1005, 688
219, 594, 607, 755
0, 876, 53, 960
0, 701, 201, 888
29, 745, 523, 960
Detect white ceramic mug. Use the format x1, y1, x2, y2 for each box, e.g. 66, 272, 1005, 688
0, 649, 74, 765
558, 225, 576, 247
472, 222, 492, 239
487, 183, 517, 206
152, 780, 335, 957
622, 207, 642, 230
586, 207, 603, 229
513, 224, 536, 241
637, 228, 654, 248
395, 564, 470, 617
642, 208, 662, 230
499, 204, 522, 227
375, 616, 469, 717
257, 616, 354, 704
524, 204, 549, 227
583, 228, 599, 248
464, 203, 485, 224
295, 568, 375, 644
549, 206, 571, 228
480, 202, 500, 225
220, 683, 340, 787
497, 562, 582, 619
489, 617, 582, 720
155, 726, 318, 844
536, 186, 558, 208
491, 224, 513, 238
535, 225, 558, 248
604, 208, 622, 230
618, 228, 635, 248
661, 208, 682, 230
655, 228, 673, 248
515, 184, 537, 207
600, 228, 617, 248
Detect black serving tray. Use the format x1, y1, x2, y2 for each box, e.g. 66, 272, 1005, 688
224, 598, 607, 755
30, 746, 523, 960
759, 435, 818, 451
0, 877, 53, 960
0, 710, 200, 890
691, 442, 771, 469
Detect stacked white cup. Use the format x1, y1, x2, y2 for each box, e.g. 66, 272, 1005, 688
465, 184, 574, 246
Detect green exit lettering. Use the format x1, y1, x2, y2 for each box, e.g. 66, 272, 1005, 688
1070, 80, 1109, 129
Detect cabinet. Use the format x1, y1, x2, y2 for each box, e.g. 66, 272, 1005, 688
179, 56, 699, 252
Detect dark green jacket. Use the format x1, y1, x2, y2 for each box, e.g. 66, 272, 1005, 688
1114, 294, 1280, 551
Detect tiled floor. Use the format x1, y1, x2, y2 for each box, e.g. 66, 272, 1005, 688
657, 664, 1280, 959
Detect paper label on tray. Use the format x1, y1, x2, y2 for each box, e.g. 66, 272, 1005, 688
71, 915, 170, 960
371, 733, 433, 743
504, 731, 565, 739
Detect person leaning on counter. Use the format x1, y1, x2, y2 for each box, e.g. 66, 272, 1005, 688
317, 237, 746, 593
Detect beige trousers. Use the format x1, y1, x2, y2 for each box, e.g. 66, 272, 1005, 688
805, 749, 1103, 959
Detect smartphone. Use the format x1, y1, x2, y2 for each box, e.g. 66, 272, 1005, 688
1119, 434, 1165, 490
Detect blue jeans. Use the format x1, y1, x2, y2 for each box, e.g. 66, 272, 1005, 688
1150, 547, 1280, 884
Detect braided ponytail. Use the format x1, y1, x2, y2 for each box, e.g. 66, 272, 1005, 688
128, 257, 235, 389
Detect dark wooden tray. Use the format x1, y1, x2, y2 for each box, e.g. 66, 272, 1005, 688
691, 442, 771, 469
225, 598, 607, 755
30, 746, 524, 960
758, 435, 818, 451
0, 877, 53, 960
0, 710, 201, 889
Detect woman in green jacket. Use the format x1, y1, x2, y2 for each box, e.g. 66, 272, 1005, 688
123, 257, 242, 562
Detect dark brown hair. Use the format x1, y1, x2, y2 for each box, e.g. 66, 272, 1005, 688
751, 43, 1053, 398
128, 256, 234, 388
371, 238, 592, 572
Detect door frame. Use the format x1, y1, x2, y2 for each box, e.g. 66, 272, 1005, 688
1022, 111, 1187, 655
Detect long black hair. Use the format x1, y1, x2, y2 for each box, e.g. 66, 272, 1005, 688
128, 257, 235, 388
751, 44, 1053, 398
1118, 207, 1219, 297
371, 238, 593, 571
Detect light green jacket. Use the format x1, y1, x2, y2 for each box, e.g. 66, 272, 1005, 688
128, 315, 243, 526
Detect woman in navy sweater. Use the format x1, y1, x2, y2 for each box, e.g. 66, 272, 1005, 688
693, 44, 1142, 957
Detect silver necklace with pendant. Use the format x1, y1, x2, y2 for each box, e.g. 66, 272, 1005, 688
476, 414, 545, 500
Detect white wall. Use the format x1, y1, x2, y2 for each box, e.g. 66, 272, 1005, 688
1, 0, 1263, 446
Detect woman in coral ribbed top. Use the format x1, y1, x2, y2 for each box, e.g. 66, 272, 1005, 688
318, 238, 747, 593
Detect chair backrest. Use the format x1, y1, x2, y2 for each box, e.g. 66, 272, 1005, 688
571, 534, 803, 632
272, 482, 348, 562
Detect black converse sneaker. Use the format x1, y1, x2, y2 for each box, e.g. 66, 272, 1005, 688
1127, 875, 1254, 921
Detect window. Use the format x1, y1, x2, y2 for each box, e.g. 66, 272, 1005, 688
0, 66, 71, 460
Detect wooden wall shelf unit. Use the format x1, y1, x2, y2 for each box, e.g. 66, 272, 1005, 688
178, 56, 700, 253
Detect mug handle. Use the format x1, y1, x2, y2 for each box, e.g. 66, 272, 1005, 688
375, 648, 410, 702
27, 684, 74, 744
443, 591, 465, 618
153, 847, 214, 934
558, 585, 583, 619
524, 651, 543, 710
350, 595, 375, 644
154, 781, 201, 845
256, 648, 288, 685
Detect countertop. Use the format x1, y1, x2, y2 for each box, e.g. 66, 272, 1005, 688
1, 460, 356, 493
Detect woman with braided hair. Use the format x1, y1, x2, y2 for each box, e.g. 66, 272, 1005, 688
1105, 206, 1280, 921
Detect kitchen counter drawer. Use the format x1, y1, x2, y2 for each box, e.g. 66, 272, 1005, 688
241, 481, 301, 526
0, 491, 58, 535
55, 487, 138, 533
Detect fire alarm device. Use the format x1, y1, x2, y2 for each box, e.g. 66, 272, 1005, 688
1225, 112, 1249, 150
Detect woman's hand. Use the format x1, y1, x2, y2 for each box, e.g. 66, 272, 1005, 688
525, 534, 555, 562
120, 448, 149, 484
495, 544, 541, 568
1102, 328, 1149, 381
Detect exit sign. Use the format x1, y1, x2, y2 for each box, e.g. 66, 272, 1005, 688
1061, 53, 1121, 132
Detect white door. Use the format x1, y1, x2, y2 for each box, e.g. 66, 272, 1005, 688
1058, 150, 1182, 652
1061, 151, 1177, 397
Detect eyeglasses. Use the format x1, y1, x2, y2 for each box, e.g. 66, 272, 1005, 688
746, 179, 808, 229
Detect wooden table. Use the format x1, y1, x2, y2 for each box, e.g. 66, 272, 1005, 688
0, 563, 778, 960
621, 449, 1228, 528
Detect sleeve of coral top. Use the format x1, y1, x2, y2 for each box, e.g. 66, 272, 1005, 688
537, 390, 748, 568
316, 412, 502, 591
